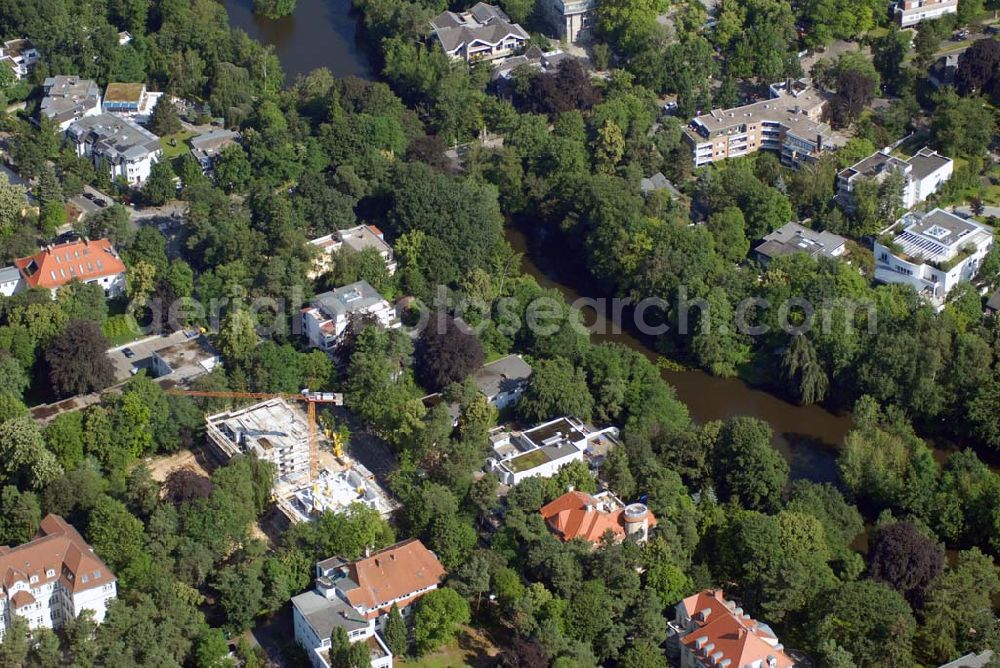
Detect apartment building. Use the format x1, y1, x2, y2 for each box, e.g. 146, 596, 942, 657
684, 79, 845, 169
308, 225, 397, 279
301, 281, 398, 351
0, 38, 39, 80
0, 515, 117, 641
41, 76, 103, 131
837, 147, 954, 212
12, 238, 126, 299
895, 0, 958, 27
205, 398, 312, 484
430, 3, 529, 62
67, 113, 162, 185
540, 489, 656, 545
873, 208, 993, 309
672, 590, 796, 668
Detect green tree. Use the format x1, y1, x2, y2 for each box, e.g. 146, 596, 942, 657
0, 355, 29, 399
519, 358, 594, 423
619, 641, 667, 668
384, 603, 408, 656
149, 98, 182, 136
706, 206, 749, 263
193, 628, 231, 668
413, 588, 471, 655
329, 626, 369, 667
0, 417, 63, 490
593, 120, 625, 175
0, 486, 40, 545
0, 615, 29, 666
253, 0, 297, 19
143, 161, 177, 206
44, 319, 115, 397
218, 309, 258, 367
713, 417, 789, 512
779, 334, 828, 405
813, 580, 916, 667
87, 495, 144, 572
596, 0, 667, 53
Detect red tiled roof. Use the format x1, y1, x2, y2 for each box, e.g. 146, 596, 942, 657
539, 490, 656, 544
680, 590, 794, 668
11, 589, 35, 608
14, 238, 125, 290
342, 539, 445, 617
0, 514, 115, 597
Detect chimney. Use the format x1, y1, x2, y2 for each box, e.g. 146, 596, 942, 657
698, 608, 712, 622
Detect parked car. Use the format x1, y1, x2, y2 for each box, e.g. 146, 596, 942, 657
954, 30, 970, 40
82, 192, 96, 201
95, 199, 108, 208
122, 347, 135, 358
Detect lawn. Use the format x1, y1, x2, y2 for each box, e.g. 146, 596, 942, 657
396, 627, 500, 668
507, 448, 552, 472
160, 130, 195, 160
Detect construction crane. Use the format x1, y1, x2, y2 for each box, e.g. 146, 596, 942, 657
165, 389, 343, 480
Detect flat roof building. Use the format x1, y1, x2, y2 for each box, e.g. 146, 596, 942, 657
487, 416, 620, 486
149, 337, 219, 382
301, 280, 398, 352
754, 223, 847, 265
309, 225, 396, 279
684, 79, 845, 169
280, 465, 398, 523
874, 208, 994, 309
837, 147, 953, 212
205, 399, 311, 484
544, 0, 595, 43
0, 38, 39, 80
895, 0, 958, 27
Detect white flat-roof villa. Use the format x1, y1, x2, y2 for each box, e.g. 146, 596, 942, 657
837, 147, 953, 212
487, 416, 620, 486
874, 209, 994, 309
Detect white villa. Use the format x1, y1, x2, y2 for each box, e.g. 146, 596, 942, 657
837, 147, 953, 212
487, 416, 620, 486
308, 225, 397, 280
874, 209, 994, 309
292, 540, 446, 667
895, 0, 958, 27
0, 515, 117, 641
301, 281, 398, 352
544, 0, 595, 43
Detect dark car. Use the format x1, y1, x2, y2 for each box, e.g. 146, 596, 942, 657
95, 199, 108, 208
954, 30, 970, 40
82, 192, 96, 201
122, 347, 135, 359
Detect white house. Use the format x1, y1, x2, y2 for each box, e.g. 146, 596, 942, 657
0, 515, 117, 641
874, 209, 994, 309
0, 39, 39, 80
487, 416, 620, 486
12, 238, 127, 299
67, 113, 161, 185
308, 226, 397, 280
895, 0, 958, 27
430, 3, 529, 62
41, 76, 103, 131
0, 266, 24, 297
544, 0, 595, 43
837, 147, 954, 212
301, 281, 398, 352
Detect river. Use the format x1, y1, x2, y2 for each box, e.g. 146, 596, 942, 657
222, 0, 373, 81
505, 227, 854, 482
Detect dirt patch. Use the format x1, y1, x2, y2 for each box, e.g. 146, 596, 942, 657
146, 444, 217, 483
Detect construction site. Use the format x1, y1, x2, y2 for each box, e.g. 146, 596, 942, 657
198, 394, 396, 525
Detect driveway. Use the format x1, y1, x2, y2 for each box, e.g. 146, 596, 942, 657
107, 329, 197, 381
952, 205, 1000, 221
69, 185, 114, 217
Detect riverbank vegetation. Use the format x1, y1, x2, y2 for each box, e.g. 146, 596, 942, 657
1, 0, 999, 665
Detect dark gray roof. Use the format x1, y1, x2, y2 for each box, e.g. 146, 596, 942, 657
68, 113, 160, 163
41, 76, 101, 124
755, 222, 846, 261
431, 3, 528, 54
473, 354, 532, 398
987, 290, 1000, 313
313, 280, 388, 319
292, 589, 369, 639
908, 147, 951, 180
640, 172, 682, 197
189, 129, 240, 162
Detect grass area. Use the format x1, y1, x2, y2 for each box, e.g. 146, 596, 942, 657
507, 448, 552, 472
396, 627, 500, 668
160, 130, 195, 160
102, 313, 144, 346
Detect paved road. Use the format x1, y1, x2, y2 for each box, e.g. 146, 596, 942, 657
952, 205, 1000, 220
